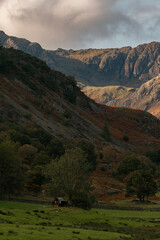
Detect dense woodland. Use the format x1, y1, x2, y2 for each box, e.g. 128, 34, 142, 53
0, 119, 98, 207
0, 115, 159, 207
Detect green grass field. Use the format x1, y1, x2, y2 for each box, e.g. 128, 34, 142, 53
0, 201, 160, 240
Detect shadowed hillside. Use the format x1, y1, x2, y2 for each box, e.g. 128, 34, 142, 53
0, 47, 160, 150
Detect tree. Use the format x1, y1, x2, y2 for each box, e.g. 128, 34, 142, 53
75, 139, 97, 170
46, 139, 65, 158
146, 150, 160, 164
123, 135, 129, 142
126, 170, 157, 202
45, 148, 95, 209
103, 121, 111, 141
32, 151, 51, 167
0, 139, 23, 195
9, 129, 31, 145
18, 144, 37, 164
27, 165, 45, 186
115, 155, 143, 180
115, 155, 156, 181
26, 151, 52, 186
35, 128, 52, 145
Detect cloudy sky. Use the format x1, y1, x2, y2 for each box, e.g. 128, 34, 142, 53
0, 0, 160, 50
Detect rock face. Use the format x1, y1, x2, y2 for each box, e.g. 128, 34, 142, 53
1, 31, 160, 87
107, 75, 160, 119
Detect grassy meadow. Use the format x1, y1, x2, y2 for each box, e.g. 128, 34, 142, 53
0, 201, 160, 239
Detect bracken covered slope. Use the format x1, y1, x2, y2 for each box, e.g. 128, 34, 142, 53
1, 30, 160, 87
0, 47, 160, 153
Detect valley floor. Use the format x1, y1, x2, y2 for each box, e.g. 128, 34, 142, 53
0, 200, 160, 240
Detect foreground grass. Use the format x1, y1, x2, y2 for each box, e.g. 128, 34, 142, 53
0, 201, 160, 239
0, 224, 127, 240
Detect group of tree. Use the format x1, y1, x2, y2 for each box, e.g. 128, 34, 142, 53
0, 121, 97, 208
2, 117, 160, 206
126, 170, 157, 202
45, 148, 95, 209
0, 139, 23, 195
115, 155, 157, 202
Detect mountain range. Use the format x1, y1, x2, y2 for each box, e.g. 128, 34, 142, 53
1, 30, 160, 88
1, 36, 160, 199
1, 30, 160, 121
1, 46, 160, 150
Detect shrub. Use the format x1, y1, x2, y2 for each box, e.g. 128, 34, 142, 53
102, 121, 111, 141
123, 135, 129, 142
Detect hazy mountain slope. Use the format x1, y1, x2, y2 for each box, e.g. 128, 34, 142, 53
1, 31, 160, 87
107, 75, 160, 119
82, 85, 135, 104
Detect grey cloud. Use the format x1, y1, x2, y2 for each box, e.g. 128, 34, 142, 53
125, 0, 160, 43
0, 0, 5, 5
2, 0, 140, 49
0, 0, 159, 49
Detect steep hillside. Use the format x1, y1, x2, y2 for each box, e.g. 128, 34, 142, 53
107, 75, 160, 119
1, 31, 160, 87
0, 47, 160, 150
0, 47, 106, 144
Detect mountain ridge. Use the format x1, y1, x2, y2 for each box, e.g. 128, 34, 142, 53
1, 30, 160, 87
